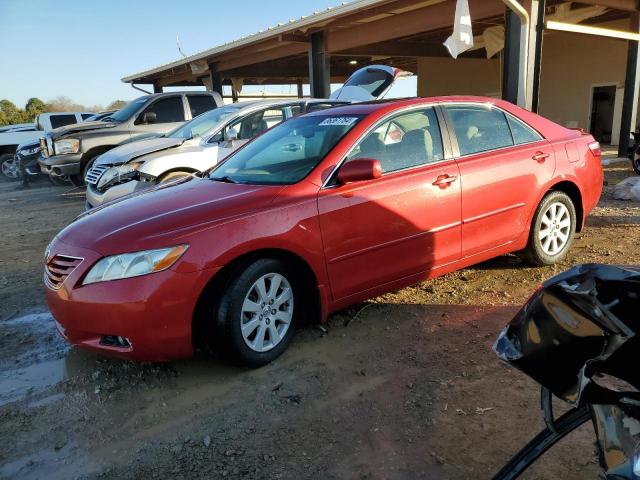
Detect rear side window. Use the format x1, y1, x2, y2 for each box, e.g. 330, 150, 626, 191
50, 114, 78, 129
446, 105, 514, 156
347, 108, 444, 173
140, 97, 185, 123
507, 114, 543, 145
187, 95, 217, 118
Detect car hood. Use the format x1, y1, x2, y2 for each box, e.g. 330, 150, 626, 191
48, 120, 120, 139
57, 177, 285, 254
95, 136, 185, 167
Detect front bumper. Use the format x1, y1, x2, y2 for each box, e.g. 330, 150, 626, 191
45, 238, 221, 362
39, 153, 82, 176
85, 179, 151, 210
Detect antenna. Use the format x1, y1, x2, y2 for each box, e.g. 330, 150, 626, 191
176, 36, 187, 58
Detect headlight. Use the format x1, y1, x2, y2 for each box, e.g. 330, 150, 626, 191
54, 139, 80, 155
96, 162, 144, 190
83, 245, 188, 285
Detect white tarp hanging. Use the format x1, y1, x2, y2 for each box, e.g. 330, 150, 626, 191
469, 3, 608, 59
443, 0, 474, 59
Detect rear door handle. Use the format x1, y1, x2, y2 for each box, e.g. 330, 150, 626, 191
532, 152, 551, 163
432, 174, 458, 187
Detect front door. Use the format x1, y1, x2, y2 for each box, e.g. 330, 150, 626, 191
130, 95, 187, 137
443, 104, 556, 258
318, 107, 462, 301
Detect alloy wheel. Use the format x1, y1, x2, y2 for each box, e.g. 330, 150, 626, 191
240, 273, 293, 353
1, 157, 19, 179
538, 202, 571, 256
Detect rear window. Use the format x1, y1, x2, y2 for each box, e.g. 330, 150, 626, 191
507, 114, 543, 144
50, 114, 78, 129
445, 105, 514, 156
187, 95, 217, 118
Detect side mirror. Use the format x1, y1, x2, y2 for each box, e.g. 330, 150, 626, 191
142, 112, 157, 124
225, 127, 239, 142
337, 158, 382, 184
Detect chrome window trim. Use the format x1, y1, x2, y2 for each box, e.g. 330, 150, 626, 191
321, 103, 448, 189
441, 102, 547, 160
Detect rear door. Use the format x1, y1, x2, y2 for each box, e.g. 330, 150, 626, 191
330, 65, 413, 102
186, 94, 218, 119
443, 103, 555, 258
318, 106, 462, 300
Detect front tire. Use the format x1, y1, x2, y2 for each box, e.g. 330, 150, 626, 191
157, 170, 194, 184
69, 156, 98, 187
0, 154, 19, 181
213, 258, 298, 367
524, 191, 576, 266
632, 150, 640, 175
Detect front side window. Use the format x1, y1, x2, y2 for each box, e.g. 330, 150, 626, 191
346, 108, 444, 173
209, 114, 364, 185
81, 113, 93, 120
446, 105, 514, 156
50, 114, 78, 129
138, 97, 185, 124
106, 96, 148, 122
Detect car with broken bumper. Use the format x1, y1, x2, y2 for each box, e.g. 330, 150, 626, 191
45, 97, 603, 366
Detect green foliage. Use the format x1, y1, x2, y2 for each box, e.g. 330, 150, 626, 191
0, 97, 127, 126
107, 100, 127, 111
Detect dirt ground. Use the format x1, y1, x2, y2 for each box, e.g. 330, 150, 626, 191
1, 159, 639, 480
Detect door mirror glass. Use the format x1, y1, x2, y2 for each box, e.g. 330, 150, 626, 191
337, 158, 382, 184
143, 112, 157, 124
225, 127, 239, 142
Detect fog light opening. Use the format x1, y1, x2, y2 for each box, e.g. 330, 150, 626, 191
100, 335, 132, 349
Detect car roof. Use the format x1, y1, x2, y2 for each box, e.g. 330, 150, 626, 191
303, 96, 519, 117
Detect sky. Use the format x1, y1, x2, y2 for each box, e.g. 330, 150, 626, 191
0, 0, 416, 109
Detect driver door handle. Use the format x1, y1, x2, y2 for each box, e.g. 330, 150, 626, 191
432, 174, 458, 187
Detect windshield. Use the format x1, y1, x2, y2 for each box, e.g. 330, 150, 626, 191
209, 114, 364, 185
105, 97, 148, 122
168, 105, 242, 140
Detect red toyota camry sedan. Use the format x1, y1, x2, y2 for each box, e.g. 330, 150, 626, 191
45, 97, 603, 366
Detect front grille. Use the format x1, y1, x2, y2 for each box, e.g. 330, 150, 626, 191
85, 164, 109, 185
44, 254, 83, 290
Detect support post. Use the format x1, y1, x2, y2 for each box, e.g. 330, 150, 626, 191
502, 9, 521, 105
153, 83, 162, 94
207, 65, 223, 98
528, 0, 545, 112
297, 80, 304, 98
308, 32, 330, 98
618, 12, 640, 158
231, 87, 238, 103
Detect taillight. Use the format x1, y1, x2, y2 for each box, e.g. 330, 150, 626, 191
588, 141, 601, 158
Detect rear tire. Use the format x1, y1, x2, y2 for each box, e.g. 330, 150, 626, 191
632, 150, 640, 175
524, 191, 576, 266
211, 258, 299, 367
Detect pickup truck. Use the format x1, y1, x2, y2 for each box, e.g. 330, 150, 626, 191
39, 92, 223, 186
0, 112, 92, 179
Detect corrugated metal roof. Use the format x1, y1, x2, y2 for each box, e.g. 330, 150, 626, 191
121, 0, 391, 83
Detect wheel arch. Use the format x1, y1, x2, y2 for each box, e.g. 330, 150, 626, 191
548, 180, 584, 232
191, 247, 322, 351
82, 145, 116, 166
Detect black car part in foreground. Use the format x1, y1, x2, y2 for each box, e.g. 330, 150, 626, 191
493, 264, 640, 480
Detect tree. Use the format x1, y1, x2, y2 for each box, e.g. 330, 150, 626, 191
107, 100, 127, 111
0, 99, 26, 125
46, 95, 85, 113
25, 97, 48, 121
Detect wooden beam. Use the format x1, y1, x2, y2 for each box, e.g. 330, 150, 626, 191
575, 0, 639, 12
279, 33, 309, 43
338, 41, 449, 57
326, 0, 505, 53
216, 43, 308, 71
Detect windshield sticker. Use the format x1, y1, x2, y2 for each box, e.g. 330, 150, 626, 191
319, 117, 359, 126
